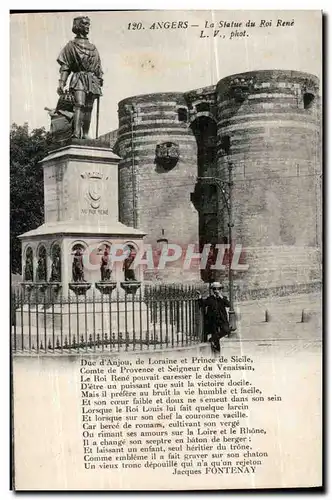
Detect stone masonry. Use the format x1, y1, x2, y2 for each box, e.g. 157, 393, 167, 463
101, 70, 322, 290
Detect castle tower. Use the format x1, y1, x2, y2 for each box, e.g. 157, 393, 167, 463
213, 69, 321, 290
116, 92, 199, 282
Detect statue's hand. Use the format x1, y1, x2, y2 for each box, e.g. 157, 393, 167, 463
99, 77, 104, 87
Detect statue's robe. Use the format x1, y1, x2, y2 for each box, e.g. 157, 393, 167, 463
57, 38, 103, 96
72, 254, 84, 282
100, 254, 111, 281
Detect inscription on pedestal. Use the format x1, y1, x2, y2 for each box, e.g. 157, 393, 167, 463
81, 208, 109, 216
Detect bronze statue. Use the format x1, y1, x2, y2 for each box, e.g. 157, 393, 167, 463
72, 247, 85, 282
100, 246, 111, 281
56, 16, 103, 139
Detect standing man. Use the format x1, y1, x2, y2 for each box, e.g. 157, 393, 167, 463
197, 282, 231, 352
57, 16, 103, 139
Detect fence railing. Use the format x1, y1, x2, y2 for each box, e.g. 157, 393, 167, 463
11, 284, 205, 355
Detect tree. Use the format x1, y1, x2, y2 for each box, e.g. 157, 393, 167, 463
10, 123, 52, 274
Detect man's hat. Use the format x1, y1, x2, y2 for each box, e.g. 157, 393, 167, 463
211, 281, 223, 289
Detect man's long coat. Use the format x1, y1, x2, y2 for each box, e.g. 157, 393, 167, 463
199, 295, 231, 341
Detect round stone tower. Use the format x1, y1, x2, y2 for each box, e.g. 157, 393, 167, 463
116, 92, 199, 281
215, 70, 321, 290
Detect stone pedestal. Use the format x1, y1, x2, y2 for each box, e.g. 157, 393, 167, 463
19, 144, 146, 296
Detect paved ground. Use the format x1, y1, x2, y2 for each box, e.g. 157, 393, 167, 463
230, 292, 322, 342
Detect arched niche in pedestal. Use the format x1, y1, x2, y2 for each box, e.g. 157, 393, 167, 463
50, 242, 62, 282
24, 246, 34, 282
36, 244, 47, 282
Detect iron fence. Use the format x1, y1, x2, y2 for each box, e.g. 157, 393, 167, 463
11, 283, 205, 355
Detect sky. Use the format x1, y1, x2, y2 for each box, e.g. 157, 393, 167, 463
10, 10, 322, 136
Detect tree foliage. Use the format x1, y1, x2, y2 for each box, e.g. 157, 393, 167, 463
10, 123, 52, 274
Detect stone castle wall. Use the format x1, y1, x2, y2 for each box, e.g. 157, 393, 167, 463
214, 70, 321, 289
116, 93, 198, 244
113, 70, 322, 288
216, 70, 321, 248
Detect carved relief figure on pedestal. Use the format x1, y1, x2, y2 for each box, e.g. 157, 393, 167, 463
36, 246, 47, 282
100, 245, 111, 281
123, 244, 138, 281
24, 247, 34, 282
56, 16, 103, 139
50, 244, 62, 282
72, 245, 85, 282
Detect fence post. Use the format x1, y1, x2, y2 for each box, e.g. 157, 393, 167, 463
196, 301, 205, 342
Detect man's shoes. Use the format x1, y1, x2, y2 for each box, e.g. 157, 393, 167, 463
211, 341, 220, 352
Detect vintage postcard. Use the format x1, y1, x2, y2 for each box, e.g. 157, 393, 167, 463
10, 10, 322, 490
